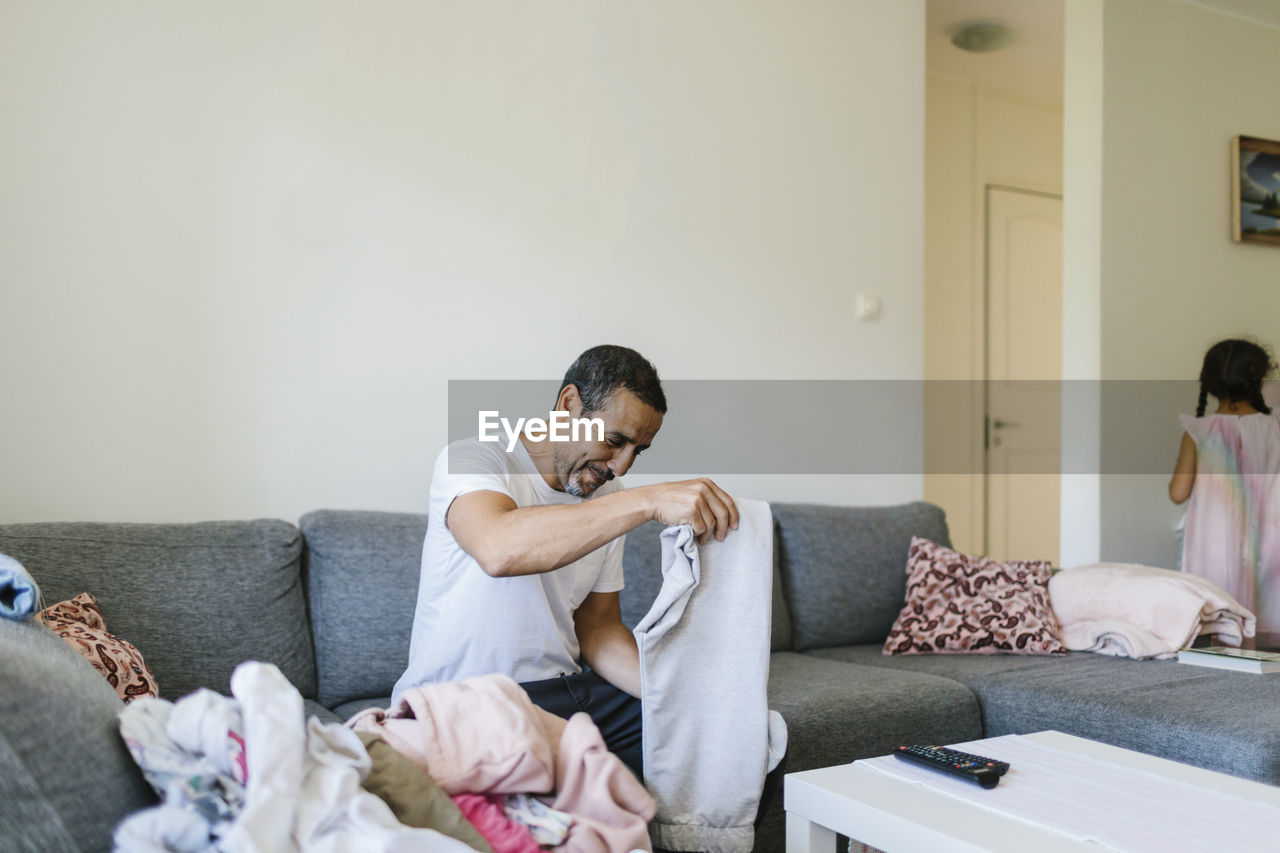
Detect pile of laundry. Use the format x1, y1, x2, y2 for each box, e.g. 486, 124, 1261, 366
1049, 562, 1257, 659
114, 662, 655, 853
349, 674, 655, 853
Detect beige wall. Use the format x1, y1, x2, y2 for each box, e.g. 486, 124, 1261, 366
924, 74, 1062, 554
0, 1, 927, 522
1065, 0, 1280, 567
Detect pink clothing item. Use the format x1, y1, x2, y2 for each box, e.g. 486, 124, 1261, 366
347, 674, 564, 795
453, 794, 542, 853
1050, 562, 1256, 659
1179, 412, 1280, 633
550, 712, 656, 853
347, 674, 656, 853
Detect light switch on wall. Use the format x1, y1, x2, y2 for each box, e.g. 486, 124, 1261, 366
853, 292, 881, 321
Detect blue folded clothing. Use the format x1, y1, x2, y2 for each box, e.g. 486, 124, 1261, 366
0, 552, 41, 620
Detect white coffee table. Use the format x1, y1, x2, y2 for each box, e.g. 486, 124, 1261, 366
785, 730, 1280, 852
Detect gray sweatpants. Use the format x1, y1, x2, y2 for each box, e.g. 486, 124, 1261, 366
633, 498, 787, 853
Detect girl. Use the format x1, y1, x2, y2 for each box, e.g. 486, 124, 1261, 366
1170, 338, 1280, 635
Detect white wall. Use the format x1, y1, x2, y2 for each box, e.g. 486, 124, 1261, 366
0, 0, 926, 522
1065, 0, 1280, 566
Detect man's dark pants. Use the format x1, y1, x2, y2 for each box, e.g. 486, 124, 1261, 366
519, 670, 644, 780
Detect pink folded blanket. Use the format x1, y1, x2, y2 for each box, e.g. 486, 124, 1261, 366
1049, 562, 1256, 659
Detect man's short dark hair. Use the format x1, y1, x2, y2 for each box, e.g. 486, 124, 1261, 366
560, 345, 667, 415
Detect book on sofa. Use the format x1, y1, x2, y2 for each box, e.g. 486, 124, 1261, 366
1177, 646, 1280, 674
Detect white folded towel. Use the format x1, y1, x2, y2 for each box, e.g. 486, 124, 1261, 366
1049, 562, 1256, 659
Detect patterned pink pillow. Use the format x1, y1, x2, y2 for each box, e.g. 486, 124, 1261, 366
884, 537, 1066, 655
35, 592, 160, 701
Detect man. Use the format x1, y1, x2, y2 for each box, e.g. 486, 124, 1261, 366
393, 345, 738, 779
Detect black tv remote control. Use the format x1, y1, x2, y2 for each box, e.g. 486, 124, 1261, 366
892, 745, 1010, 789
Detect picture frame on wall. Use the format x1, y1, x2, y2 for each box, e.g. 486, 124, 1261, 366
1233, 135, 1280, 246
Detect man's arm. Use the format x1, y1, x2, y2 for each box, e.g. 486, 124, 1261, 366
448, 477, 738, 577
573, 590, 640, 697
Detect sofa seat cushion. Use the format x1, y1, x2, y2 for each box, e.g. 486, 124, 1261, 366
0, 617, 157, 853
0, 520, 316, 700
332, 696, 390, 723
766, 651, 982, 771
756, 651, 983, 853
304, 699, 344, 726
811, 644, 1280, 786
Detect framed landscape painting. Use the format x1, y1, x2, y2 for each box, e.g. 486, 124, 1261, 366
1233, 135, 1280, 246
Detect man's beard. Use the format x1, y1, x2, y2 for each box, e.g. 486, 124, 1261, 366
558, 452, 612, 498
565, 475, 590, 498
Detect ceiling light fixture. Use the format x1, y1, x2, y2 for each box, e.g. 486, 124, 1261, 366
950, 19, 1017, 53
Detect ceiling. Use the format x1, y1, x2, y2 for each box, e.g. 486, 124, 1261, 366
926, 0, 1064, 105
926, 0, 1280, 107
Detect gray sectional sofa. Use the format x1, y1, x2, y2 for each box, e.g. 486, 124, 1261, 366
3, 502, 1280, 853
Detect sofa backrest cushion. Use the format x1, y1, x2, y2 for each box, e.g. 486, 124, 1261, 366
300, 510, 426, 709
0, 520, 316, 701
0, 616, 158, 852
772, 501, 950, 650
620, 519, 793, 652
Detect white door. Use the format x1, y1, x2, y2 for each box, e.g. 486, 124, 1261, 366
985, 186, 1063, 565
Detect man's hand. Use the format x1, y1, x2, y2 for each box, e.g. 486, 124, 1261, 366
638, 478, 739, 544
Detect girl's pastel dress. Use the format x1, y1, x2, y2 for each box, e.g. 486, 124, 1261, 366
1179, 412, 1280, 633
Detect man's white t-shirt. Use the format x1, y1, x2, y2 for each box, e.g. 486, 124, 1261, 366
392, 436, 625, 701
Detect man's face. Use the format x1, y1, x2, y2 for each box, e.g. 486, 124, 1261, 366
554, 389, 663, 497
